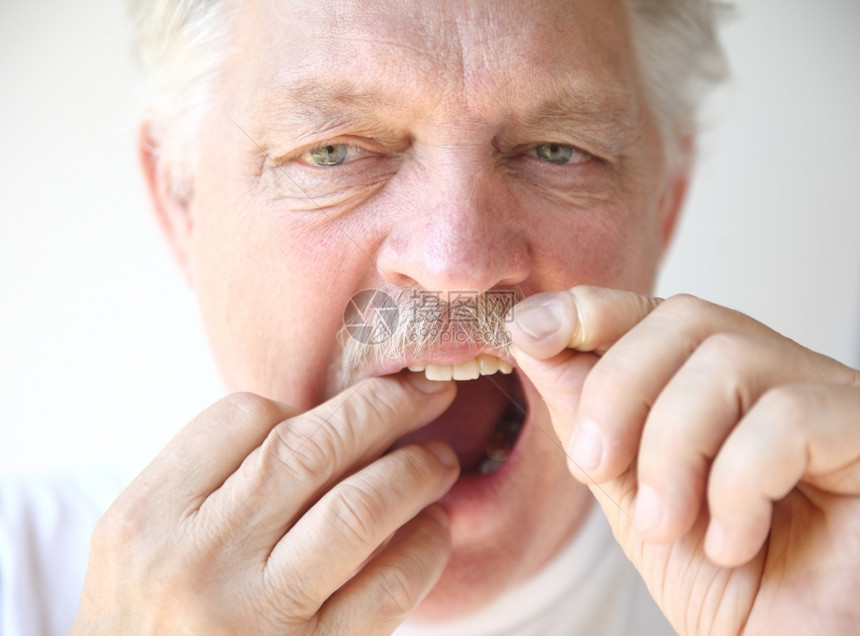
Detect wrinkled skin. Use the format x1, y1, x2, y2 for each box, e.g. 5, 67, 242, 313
71, 0, 860, 633
510, 287, 860, 634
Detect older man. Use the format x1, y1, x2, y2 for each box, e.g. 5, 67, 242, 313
68, 0, 860, 634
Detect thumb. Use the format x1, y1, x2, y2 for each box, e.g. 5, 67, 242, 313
508, 286, 660, 477
508, 286, 662, 359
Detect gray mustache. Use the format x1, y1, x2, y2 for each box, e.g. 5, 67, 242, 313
339, 287, 522, 380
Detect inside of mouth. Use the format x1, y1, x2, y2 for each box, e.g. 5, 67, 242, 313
477, 398, 526, 474
392, 368, 527, 475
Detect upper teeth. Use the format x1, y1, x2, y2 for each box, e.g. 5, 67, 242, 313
408, 354, 513, 381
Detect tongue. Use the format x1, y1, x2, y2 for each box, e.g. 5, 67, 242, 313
394, 373, 516, 470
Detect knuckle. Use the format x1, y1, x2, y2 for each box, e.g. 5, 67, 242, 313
225, 391, 285, 429
693, 333, 761, 410
92, 504, 204, 592
91, 504, 137, 550
378, 560, 421, 615
327, 480, 387, 548
92, 491, 166, 552
258, 412, 349, 485
658, 293, 708, 320
263, 556, 322, 620
569, 284, 603, 311
350, 379, 410, 429
697, 332, 751, 364
755, 385, 811, 429
393, 445, 442, 483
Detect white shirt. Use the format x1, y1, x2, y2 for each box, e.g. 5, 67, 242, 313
396, 505, 674, 636
1, 470, 673, 635
0, 468, 126, 636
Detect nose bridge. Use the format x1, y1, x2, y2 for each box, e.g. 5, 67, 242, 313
377, 152, 530, 294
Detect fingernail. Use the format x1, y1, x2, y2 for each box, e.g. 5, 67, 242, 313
515, 299, 563, 341
424, 504, 450, 529
634, 485, 664, 534
409, 373, 452, 394
568, 419, 603, 472
705, 519, 726, 559
424, 440, 459, 469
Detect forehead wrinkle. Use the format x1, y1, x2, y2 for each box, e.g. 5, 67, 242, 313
240, 0, 645, 152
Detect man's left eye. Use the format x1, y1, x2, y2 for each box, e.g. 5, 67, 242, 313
533, 143, 588, 165
304, 143, 369, 166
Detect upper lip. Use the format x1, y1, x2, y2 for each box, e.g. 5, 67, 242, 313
367, 344, 515, 378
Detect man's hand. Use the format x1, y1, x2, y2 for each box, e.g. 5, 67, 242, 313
510, 286, 860, 635
71, 374, 459, 635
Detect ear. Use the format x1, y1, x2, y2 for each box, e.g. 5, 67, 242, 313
138, 121, 195, 285
657, 134, 693, 254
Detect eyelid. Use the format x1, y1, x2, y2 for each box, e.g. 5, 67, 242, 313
504, 140, 592, 161
529, 142, 592, 163
300, 143, 372, 166
278, 136, 389, 166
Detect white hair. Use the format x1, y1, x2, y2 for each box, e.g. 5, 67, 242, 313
127, 0, 239, 199
128, 0, 729, 189
629, 1, 730, 170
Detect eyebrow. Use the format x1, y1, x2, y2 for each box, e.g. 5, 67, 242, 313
253, 73, 643, 155
499, 75, 644, 142
256, 79, 403, 129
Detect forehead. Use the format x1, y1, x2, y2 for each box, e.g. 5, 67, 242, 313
231, 0, 641, 130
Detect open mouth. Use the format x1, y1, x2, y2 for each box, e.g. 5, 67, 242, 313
390, 355, 528, 475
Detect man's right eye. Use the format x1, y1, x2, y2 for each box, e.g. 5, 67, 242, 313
532, 142, 590, 166
304, 143, 370, 166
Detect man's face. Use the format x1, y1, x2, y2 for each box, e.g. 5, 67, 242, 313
178, 0, 677, 618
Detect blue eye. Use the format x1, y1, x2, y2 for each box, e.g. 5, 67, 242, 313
534, 143, 581, 165
309, 144, 350, 166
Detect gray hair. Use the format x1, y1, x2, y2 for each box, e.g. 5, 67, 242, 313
630, 1, 730, 169
128, 0, 729, 189
127, 0, 238, 198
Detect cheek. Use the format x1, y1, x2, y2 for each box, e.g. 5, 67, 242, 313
187, 184, 369, 407
527, 200, 664, 294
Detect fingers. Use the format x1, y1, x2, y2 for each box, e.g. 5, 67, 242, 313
512, 286, 860, 552
266, 440, 459, 616
509, 286, 662, 358
514, 292, 790, 484
629, 332, 858, 547
705, 383, 860, 567
126, 392, 300, 517
509, 286, 660, 479
319, 506, 452, 634
201, 373, 457, 551
632, 333, 813, 541
571, 296, 781, 482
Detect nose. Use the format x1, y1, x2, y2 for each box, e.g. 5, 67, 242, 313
376, 159, 531, 294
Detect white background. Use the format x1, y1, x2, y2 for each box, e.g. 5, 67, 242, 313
2, 1, 859, 477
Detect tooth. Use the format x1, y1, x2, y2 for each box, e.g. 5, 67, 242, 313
452, 359, 480, 380
424, 364, 453, 381
498, 360, 513, 374
477, 354, 500, 376
408, 364, 426, 372
479, 458, 504, 474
